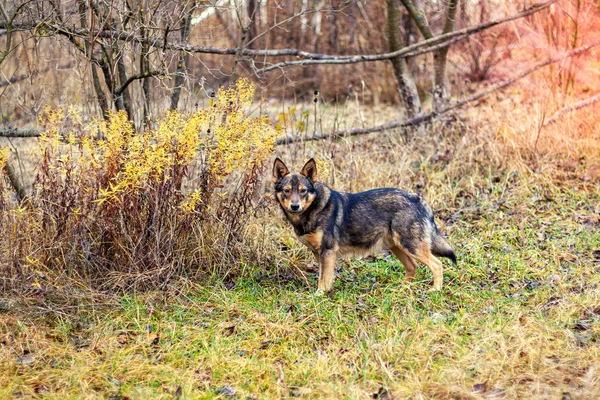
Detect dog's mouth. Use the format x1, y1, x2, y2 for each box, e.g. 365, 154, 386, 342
286, 208, 303, 214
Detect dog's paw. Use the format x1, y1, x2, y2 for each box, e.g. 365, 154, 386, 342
315, 288, 326, 296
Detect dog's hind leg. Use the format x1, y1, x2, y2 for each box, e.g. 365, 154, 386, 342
412, 250, 444, 291
390, 246, 417, 282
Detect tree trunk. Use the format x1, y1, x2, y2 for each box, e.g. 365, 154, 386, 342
4, 160, 27, 203
386, 0, 422, 118
246, 0, 257, 49
403, 0, 420, 76
141, 33, 151, 124
116, 53, 134, 118
78, 1, 109, 119
170, 10, 192, 111
400, 0, 459, 112
139, 5, 151, 125
432, 0, 459, 112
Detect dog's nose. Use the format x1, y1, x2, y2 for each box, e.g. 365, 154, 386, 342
290, 203, 300, 211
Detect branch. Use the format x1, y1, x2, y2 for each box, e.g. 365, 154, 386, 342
441, 40, 600, 114
114, 70, 164, 97
442, 0, 460, 36
400, 0, 434, 40
260, 33, 470, 74
0, 64, 74, 87
5, 29, 593, 147
0, 127, 43, 137
544, 92, 600, 126
276, 113, 435, 145
259, 0, 556, 73
3, 160, 27, 203
276, 40, 600, 145
0, 0, 555, 63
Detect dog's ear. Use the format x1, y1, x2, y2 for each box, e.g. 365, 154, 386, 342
273, 158, 290, 181
300, 158, 317, 182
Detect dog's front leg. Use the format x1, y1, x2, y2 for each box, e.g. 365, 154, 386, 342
318, 249, 337, 292
313, 251, 323, 290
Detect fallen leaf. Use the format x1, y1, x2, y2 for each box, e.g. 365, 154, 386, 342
149, 332, 160, 346
215, 386, 236, 396
372, 386, 392, 399
223, 325, 236, 336
16, 356, 36, 365
174, 386, 182, 398
573, 320, 591, 331
356, 296, 366, 308
473, 382, 488, 393
581, 366, 596, 384
484, 388, 505, 399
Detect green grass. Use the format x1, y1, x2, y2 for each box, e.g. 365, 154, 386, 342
1, 174, 599, 399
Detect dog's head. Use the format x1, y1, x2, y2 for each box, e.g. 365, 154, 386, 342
273, 158, 318, 215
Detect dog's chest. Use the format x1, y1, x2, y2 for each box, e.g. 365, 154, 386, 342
297, 230, 323, 252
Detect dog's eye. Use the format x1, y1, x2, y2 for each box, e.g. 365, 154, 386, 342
299, 188, 307, 195
283, 188, 291, 195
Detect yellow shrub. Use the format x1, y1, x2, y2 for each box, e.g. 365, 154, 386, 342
5, 79, 278, 289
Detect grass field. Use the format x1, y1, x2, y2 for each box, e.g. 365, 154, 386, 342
1, 135, 599, 398
2, 1, 600, 397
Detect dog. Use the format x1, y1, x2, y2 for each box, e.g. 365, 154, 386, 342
273, 158, 456, 292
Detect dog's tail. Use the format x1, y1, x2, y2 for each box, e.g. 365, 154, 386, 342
431, 229, 457, 264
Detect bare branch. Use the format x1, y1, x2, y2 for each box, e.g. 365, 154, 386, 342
0, 2, 13, 64
115, 70, 165, 96
544, 92, 600, 127
0, 64, 74, 87
260, 33, 470, 74
5, 39, 595, 144
0, 127, 43, 137
399, 0, 434, 40
441, 40, 600, 114
3, 159, 27, 203
260, 0, 556, 73
0, 0, 555, 63
276, 40, 600, 145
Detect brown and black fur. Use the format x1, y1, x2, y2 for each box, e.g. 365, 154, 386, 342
273, 158, 456, 292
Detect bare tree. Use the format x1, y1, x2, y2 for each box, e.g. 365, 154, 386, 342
386, 0, 422, 118
400, 0, 459, 111
170, 4, 194, 111
0, 0, 557, 130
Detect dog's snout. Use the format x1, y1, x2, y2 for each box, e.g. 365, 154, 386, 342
290, 203, 300, 211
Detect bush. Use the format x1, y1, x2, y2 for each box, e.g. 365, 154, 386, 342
0, 79, 278, 291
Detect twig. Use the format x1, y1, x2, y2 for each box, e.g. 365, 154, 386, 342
440, 40, 600, 114
0, 64, 74, 87
115, 70, 164, 96
543, 92, 600, 126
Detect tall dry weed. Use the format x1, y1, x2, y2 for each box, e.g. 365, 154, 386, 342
0, 79, 278, 291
